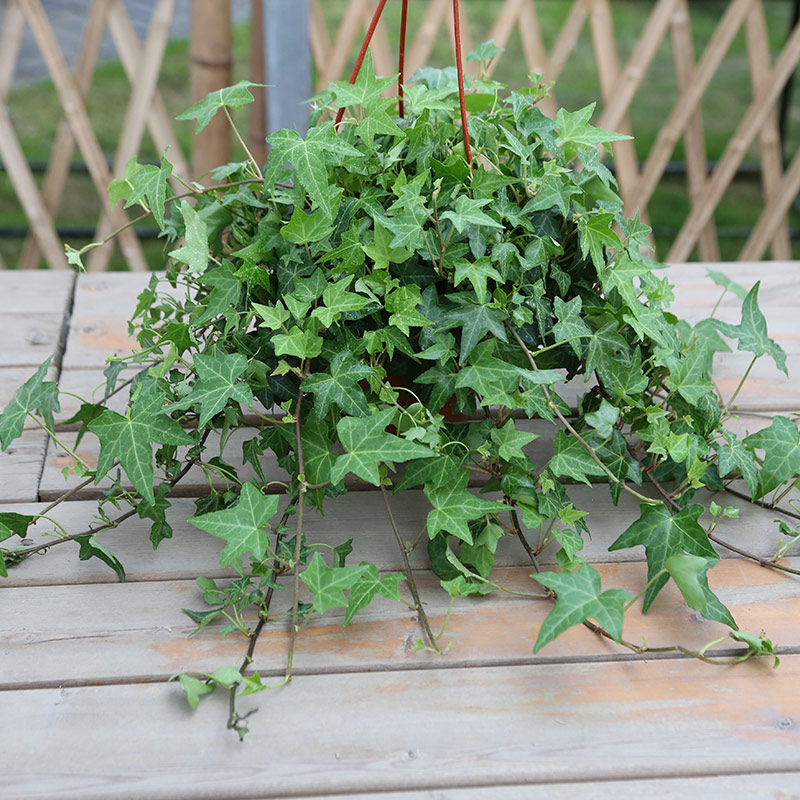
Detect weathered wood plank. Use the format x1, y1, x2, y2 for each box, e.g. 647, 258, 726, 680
0, 314, 67, 369
0, 270, 74, 314
35, 421, 561, 501
62, 272, 173, 369
36, 409, 789, 502
1, 483, 791, 587
2, 656, 799, 799
290, 773, 800, 800
1, 558, 796, 689
0, 430, 48, 503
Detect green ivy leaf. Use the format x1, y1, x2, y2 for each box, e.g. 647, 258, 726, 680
548, 430, 608, 486
109, 153, 172, 229
177, 80, 262, 133
303, 351, 373, 418
75, 534, 126, 581
344, 563, 404, 624
664, 553, 737, 628
491, 418, 538, 464
744, 416, 800, 496
299, 552, 369, 614
89, 388, 194, 504
713, 282, 787, 374
0, 357, 60, 450
169, 200, 209, 274
167, 353, 253, 427
716, 431, 760, 498
441, 195, 502, 233
188, 482, 280, 569
532, 563, 631, 652
331, 408, 435, 486
556, 103, 633, 148
609, 503, 718, 612
329, 51, 397, 107
425, 472, 509, 544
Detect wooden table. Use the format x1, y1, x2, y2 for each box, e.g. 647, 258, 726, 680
1, 265, 799, 799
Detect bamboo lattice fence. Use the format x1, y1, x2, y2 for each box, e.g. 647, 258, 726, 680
0, 0, 799, 270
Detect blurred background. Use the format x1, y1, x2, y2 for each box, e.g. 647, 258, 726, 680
1, 0, 799, 271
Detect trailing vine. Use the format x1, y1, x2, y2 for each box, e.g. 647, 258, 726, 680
0, 41, 796, 737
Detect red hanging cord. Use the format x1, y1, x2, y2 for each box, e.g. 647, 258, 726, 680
452, 0, 472, 169
334, 0, 390, 128
398, 0, 409, 118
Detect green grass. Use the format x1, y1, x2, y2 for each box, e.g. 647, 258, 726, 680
2, 1, 799, 268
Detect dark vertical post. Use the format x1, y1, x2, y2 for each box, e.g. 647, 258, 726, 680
263, 0, 311, 138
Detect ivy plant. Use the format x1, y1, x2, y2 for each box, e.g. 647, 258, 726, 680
1, 48, 796, 738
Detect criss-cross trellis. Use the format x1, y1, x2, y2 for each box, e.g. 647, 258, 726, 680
0, 0, 189, 271
1, 0, 799, 269
309, 0, 800, 262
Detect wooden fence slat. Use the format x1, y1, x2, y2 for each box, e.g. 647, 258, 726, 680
518, 3, 557, 118
17, 0, 113, 272
740, 141, 800, 261
670, 0, 720, 262
597, 0, 677, 137
309, 0, 332, 69
87, 0, 176, 273
745, 0, 792, 261
546, 0, 591, 84
20, 0, 149, 272
107, 0, 190, 182
0, 2, 68, 270
633, 0, 754, 216
317, 0, 368, 90
589, 0, 641, 215
406, 0, 449, 79
668, 16, 800, 262
247, 0, 266, 166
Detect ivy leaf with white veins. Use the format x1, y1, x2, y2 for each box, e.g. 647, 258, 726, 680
441, 195, 503, 233
177, 80, 263, 133
716, 430, 760, 498
303, 350, 373, 418
169, 200, 209, 274
386, 285, 432, 336
344, 563, 405, 624
0, 357, 60, 450
713, 282, 787, 374
329, 51, 397, 107
425, 471, 510, 544
491, 418, 538, 464
331, 408, 436, 486
609, 503, 718, 612
552, 296, 592, 357
109, 153, 172, 229
453, 257, 502, 305
311, 275, 372, 328
166, 353, 253, 428
448, 297, 508, 363
548, 430, 608, 486
555, 103, 633, 148
89, 386, 195, 504
455, 339, 522, 405
744, 415, 800, 496
265, 127, 338, 219
195, 261, 242, 323
300, 552, 369, 614
532, 563, 631, 652
578, 212, 622, 271
585, 399, 619, 440
188, 482, 280, 569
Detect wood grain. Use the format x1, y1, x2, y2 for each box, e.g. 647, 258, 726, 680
2, 656, 799, 799
0, 430, 48, 503
1, 558, 796, 689
0, 483, 791, 587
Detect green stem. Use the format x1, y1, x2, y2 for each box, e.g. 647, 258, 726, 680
721, 354, 757, 417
